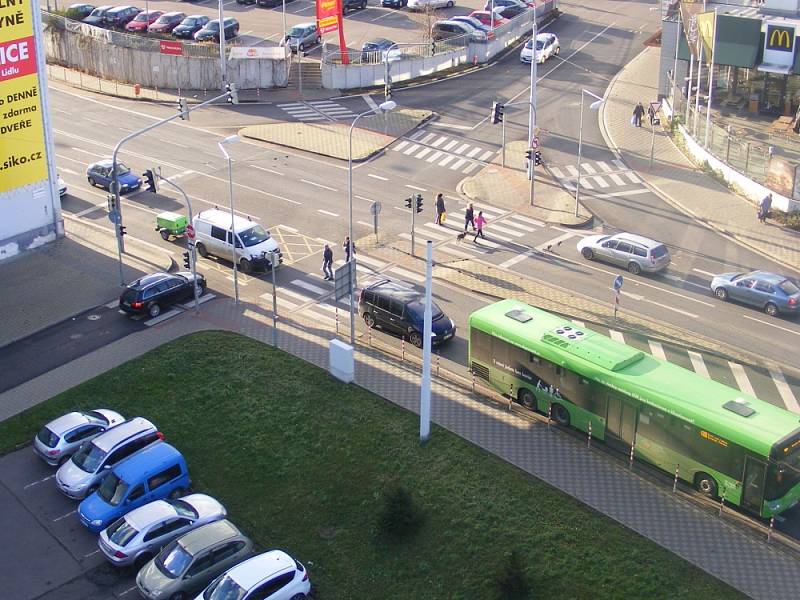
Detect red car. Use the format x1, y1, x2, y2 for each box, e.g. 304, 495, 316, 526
469, 10, 508, 28
125, 9, 163, 32
148, 11, 186, 33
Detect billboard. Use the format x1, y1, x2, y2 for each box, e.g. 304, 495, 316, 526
0, 0, 48, 194
761, 22, 796, 73
316, 0, 341, 34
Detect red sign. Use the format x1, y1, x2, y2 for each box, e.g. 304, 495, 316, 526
0, 36, 38, 83
159, 40, 183, 56
316, 0, 341, 34
186, 224, 195, 240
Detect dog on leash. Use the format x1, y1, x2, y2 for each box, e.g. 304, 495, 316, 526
455, 231, 468, 243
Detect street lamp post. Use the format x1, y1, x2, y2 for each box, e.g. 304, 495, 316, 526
528, 11, 538, 206
217, 134, 241, 303
347, 100, 397, 345
218, 0, 227, 86
575, 89, 605, 217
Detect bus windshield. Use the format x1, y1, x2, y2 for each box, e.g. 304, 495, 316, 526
767, 447, 800, 500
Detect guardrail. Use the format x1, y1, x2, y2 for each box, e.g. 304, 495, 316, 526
323, 35, 471, 66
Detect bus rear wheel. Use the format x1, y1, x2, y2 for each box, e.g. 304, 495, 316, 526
694, 472, 718, 498
518, 388, 536, 410
551, 403, 570, 426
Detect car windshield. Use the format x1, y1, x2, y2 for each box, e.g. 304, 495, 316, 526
239, 225, 270, 247
106, 518, 139, 546
206, 21, 219, 30
287, 26, 305, 37
89, 8, 105, 15
71, 441, 106, 472
183, 17, 197, 25
37, 427, 59, 448
535, 40, 544, 50
133, 12, 149, 20
97, 472, 129, 506
155, 15, 170, 23
204, 574, 247, 600
84, 410, 111, 425
406, 301, 444, 321
156, 540, 193, 578
112, 162, 131, 176
168, 499, 199, 519
779, 280, 800, 295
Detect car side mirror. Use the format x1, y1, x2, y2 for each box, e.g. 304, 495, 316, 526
103, 464, 112, 470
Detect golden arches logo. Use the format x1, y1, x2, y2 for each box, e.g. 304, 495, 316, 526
768, 27, 793, 50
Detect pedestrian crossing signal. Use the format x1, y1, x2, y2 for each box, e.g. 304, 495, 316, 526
225, 83, 239, 105
405, 196, 413, 209
415, 194, 423, 213
183, 252, 191, 269
177, 98, 189, 120
491, 101, 504, 125
534, 150, 542, 166
525, 149, 533, 161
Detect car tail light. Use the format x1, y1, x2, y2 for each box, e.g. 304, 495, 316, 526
156, 431, 165, 440
131, 301, 143, 309
789, 297, 798, 306
302, 571, 308, 582
114, 550, 127, 559
47, 449, 61, 456
649, 254, 655, 264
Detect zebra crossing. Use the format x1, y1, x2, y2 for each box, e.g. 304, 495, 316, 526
573, 320, 800, 414
276, 100, 358, 122
392, 129, 497, 174
548, 159, 644, 192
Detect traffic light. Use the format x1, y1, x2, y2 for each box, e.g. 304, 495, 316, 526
525, 149, 533, 161
107, 194, 116, 213
430, 39, 436, 56
143, 169, 157, 193
225, 83, 239, 105
118, 225, 127, 238
405, 196, 412, 209
183, 252, 191, 269
415, 194, 423, 213
491, 101, 504, 125
534, 150, 542, 166
177, 97, 189, 120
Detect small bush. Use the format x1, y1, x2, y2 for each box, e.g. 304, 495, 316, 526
770, 210, 800, 230
377, 485, 424, 540
497, 550, 531, 599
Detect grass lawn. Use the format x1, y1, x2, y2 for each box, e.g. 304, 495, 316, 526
0, 331, 744, 599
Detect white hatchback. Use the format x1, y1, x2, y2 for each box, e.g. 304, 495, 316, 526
195, 550, 311, 600
520, 32, 560, 64
408, 0, 454, 10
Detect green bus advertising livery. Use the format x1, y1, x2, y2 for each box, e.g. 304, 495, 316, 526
468, 299, 800, 518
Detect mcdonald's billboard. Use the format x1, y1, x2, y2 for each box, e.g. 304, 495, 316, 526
766, 24, 794, 52
761, 22, 796, 73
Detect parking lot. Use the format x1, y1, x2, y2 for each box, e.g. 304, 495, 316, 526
0, 447, 138, 600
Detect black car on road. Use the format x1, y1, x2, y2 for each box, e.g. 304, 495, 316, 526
82, 4, 113, 26
359, 278, 455, 348
119, 271, 206, 318
173, 15, 210, 39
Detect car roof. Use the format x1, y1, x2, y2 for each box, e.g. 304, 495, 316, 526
179, 519, 242, 555
48, 411, 92, 433
186, 14, 206, 18
108, 5, 136, 12
125, 499, 176, 530
161, 11, 185, 16
128, 272, 174, 290
197, 209, 259, 232
367, 279, 420, 301
93, 417, 155, 452
365, 37, 392, 45
228, 551, 295, 589
611, 232, 664, 247
91, 159, 113, 168
749, 271, 787, 283
294, 21, 315, 27
114, 442, 182, 479
536, 33, 555, 41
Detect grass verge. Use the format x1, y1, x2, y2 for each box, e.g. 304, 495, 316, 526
0, 331, 745, 599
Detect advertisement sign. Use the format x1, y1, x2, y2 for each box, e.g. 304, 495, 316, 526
766, 155, 795, 198
159, 40, 183, 56
0, 0, 48, 193
760, 22, 796, 73
229, 46, 289, 59
316, 0, 341, 34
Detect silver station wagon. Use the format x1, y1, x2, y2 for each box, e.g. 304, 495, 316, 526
577, 232, 670, 275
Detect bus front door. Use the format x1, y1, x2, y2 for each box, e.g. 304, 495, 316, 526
606, 395, 637, 452
741, 456, 767, 514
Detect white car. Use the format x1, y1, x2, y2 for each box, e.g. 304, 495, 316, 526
520, 32, 560, 64
195, 550, 311, 600
408, 0, 454, 11
99, 494, 227, 568
58, 174, 67, 197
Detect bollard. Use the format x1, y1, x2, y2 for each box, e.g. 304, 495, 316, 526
547, 403, 552, 429
508, 383, 514, 411
719, 488, 726, 516
587, 421, 592, 448
744, 142, 751, 174
767, 516, 775, 543
471, 371, 475, 393
436, 352, 440, 377
335, 306, 339, 335
401, 337, 405, 361
628, 442, 635, 469
368, 323, 372, 346
673, 464, 680, 493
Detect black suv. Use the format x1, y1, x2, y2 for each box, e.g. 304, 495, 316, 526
358, 278, 455, 347
343, 0, 367, 11
119, 271, 206, 318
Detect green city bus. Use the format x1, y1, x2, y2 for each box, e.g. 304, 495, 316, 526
469, 299, 800, 518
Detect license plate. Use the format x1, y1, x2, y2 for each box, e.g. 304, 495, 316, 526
444, 331, 454, 339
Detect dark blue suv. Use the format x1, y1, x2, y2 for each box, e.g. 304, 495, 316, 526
359, 278, 455, 348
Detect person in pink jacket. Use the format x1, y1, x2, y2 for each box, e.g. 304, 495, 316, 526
473, 211, 486, 242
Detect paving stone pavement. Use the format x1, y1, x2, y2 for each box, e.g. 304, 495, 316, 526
600, 47, 800, 274
3, 297, 800, 599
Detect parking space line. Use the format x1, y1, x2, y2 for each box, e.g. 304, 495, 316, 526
23, 474, 55, 489
53, 509, 77, 522
119, 585, 140, 596
144, 308, 182, 327
84, 549, 101, 558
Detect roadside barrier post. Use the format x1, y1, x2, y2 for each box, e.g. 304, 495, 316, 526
628, 442, 635, 469
471, 370, 475, 393
719, 488, 726, 516
547, 403, 552, 430
673, 464, 680, 493
508, 383, 514, 411
767, 517, 775, 543
368, 322, 372, 347
587, 421, 592, 448
402, 337, 405, 361
335, 306, 339, 335
436, 351, 440, 377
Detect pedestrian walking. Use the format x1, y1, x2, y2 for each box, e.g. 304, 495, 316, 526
435, 193, 446, 226
758, 193, 772, 224
473, 211, 486, 242
647, 103, 656, 126
632, 102, 645, 127
322, 244, 334, 280
464, 202, 475, 232
342, 236, 355, 262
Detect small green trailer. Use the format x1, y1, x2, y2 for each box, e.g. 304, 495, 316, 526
155, 211, 188, 241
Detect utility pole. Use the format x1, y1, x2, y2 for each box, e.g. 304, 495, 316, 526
420, 240, 433, 442
406, 194, 422, 257
528, 11, 538, 206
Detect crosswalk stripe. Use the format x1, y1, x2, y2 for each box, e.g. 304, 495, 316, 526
443, 140, 458, 151
416, 147, 432, 159
488, 231, 516, 242
463, 162, 480, 174
688, 351, 710, 379
609, 173, 626, 185
578, 176, 594, 190
565, 165, 579, 177
410, 129, 427, 140
624, 171, 640, 184
431, 136, 448, 147
454, 143, 470, 154
354, 254, 387, 268
313, 302, 338, 314
489, 223, 524, 237
438, 155, 456, 167
439, 245, 475, 259
770, 368, 800, 413
474, 236, 499, 248
582, 163, 597, 175
267, 295, 298, 310
549, 166, 565, 178
535, 232, 575, 251
591, 176, 610, 189
648, 340, 667, 361
510, 214, 545, 227
453, 241, 490, 253
394, 140, 409, 152
303, 307, 337, 327
450, 158, 468, 170
389, 267, 425, 283
478, 150, 494, 161
728, 362, 755, 396
502, 218, 537, 232
291, 279, 328, 295
421, 223, 452, 239
466, 147, 482, 158
609, 330, 625, 343
596, 161, 613, 172
403, 144, 420, 155
426, 150, 444, 163
420, 133, 437, 144
279, 288, 315, 303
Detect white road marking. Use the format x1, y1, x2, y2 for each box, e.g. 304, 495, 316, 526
688, 351, 710, 379
53, 510, 77, 523
405, 184, 426, 192
420, 133, 437, 144
354, 254, 387, 268
393, 140, 409, 152
105, 300, 119, 309
84, 550, 101, 558
591, 176, 610, 189
357, 220, 373, 228
565, 165, 579, 177
426, 150, 444, 163
279, 225, 298, 233
728, 362, 755, 396
409, 129, 427, 140
251, 165, 284, 176
276, 288, 311, 303
501, 218, 537, 232
301, 179, 338, 191
489, 224, 524, 237
355, 195, 376, 203
509, 214, 544, 227
581, 163, 597, 174
74, 203, 105, 217
291, 279, 328, 295
403, 144, 421, 155
454, 143, 470, 154
535, 232, 574, 251
438, 155, 455, 167
608, 172, 626, 185
478, 150, 494, 161
770, 368, 800, 413
443, 140, 459, 151
741, 314, 800, 336
596, 161, 613, 172
450, 158, 468, 170
692, 268, 717, 277
624, 171, 640, 184
473, 236, 499, 248
24, 474, 55, 489
648, 340, 667, 361
440, 246, 475, 259
463, 162, 480, 174
466, 147, 482, 158
368, 173, 388, 181
317, 209, 339, 217
661, 273, 708, 290
416, 147, 432, 159
549, 166, 565, 178
145, 308, 182, 327
363, 95, 379, 111
499, 250, 535, 269
389, 267, 425, 282
431, 136, 448, 147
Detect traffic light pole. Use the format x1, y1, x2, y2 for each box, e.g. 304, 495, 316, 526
411, 196, 416, 257
528, 12, 538, 207
111, 89, 232, 286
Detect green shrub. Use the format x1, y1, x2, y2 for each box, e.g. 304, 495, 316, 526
377, 485, 425, 540
497, 550, 531, 599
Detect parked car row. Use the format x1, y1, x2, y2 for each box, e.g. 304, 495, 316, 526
67, 3, 239, 41
34, 410, 311, 599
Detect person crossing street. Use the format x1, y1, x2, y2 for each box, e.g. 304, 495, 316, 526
464, 203, 475, 232
342, 236, 356, 262
435, 193, 446, 226
322, 244, 334, 280
473, 211, 486, 242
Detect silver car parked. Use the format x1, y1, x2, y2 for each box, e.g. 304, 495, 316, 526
577, 232, 670, 275
34, 409, 124, 466
282, 22, 320, 53
56, 417, 162, 500
99, 494, 227, 569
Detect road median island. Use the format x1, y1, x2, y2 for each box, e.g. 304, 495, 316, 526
0, 330, 745, 600
239, 109, 433, 161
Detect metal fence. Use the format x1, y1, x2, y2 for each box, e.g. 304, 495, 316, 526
322, 34, 471, 66
43, 11, 225, 58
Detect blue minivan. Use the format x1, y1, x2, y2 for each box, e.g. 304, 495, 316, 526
78, 442, 190, 533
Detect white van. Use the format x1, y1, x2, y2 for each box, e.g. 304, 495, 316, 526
193, 209, 282, 273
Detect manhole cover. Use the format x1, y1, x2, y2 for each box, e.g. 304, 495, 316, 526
87, 314, 101, 321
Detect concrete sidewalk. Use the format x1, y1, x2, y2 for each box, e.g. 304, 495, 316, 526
600, 47, 800, 274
